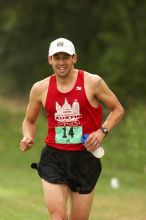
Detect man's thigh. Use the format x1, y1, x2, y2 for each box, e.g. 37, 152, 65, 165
41, 179, 69, 215
69, 189, 95, 220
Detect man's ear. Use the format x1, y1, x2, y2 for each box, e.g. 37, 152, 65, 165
48, 56, 52, 64
73, 55, 78, 64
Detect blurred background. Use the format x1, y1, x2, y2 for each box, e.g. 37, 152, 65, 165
0, 1, 146, 220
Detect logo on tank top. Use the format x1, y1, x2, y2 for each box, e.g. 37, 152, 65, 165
75, 86, 82, 90
54, 98, 82, 126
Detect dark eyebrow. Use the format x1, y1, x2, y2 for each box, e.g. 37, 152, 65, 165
53, 54, 59, 57
64, 54, 71, 57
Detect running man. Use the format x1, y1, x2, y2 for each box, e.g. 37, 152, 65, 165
20, 38, 125, 220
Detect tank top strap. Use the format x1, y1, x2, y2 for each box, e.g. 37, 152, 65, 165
78, 69, 84, 78
49, 74, 56, 89
45, 74, 56, 108
76, 69, 84, 85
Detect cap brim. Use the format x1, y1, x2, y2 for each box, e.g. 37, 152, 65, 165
49, 47, 74, 56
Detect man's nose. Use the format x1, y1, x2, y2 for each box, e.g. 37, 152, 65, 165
58, 58, 65, 64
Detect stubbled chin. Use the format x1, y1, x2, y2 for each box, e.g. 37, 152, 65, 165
59, 70, 66, 74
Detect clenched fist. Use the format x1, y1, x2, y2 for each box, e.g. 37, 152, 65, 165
20, 137, 34, 152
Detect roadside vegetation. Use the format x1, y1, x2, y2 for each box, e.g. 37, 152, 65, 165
0, 97, 145, 220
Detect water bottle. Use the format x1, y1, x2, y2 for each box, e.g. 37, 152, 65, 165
81, 134, 105, 158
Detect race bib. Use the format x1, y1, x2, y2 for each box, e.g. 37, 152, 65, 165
55, 126, 82, 144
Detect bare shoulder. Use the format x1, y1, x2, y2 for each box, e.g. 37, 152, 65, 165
32, 77, 50, 91
84, 71, 113, 98
30, 77, 50, 101
84, 71, 103, 89
84, 71, 124, 112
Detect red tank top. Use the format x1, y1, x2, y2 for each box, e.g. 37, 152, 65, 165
45, 70, 102, 151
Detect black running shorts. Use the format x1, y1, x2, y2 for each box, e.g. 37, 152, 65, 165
37, 145, 102, 194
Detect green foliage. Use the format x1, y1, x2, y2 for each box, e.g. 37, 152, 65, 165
103, 104, 146, 174
0, 0, 146, 105
0, 99, 146, 219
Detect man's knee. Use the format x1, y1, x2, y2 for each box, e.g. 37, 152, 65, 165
49, 208, 67, 220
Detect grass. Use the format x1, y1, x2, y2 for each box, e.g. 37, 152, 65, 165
0, 97, 146, 220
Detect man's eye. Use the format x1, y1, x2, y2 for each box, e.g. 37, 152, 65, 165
64, 56, 70, 59
54, 56, 59, 60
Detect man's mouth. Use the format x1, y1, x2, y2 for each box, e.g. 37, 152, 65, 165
58, 67, 66, 72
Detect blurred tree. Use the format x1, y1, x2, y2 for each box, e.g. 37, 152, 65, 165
0, 0, 145, 105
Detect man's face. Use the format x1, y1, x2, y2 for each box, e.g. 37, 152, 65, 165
48, 52, 77, 77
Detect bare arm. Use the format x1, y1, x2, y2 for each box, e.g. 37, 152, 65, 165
20, 83, 42, 151
85, 75, 125, 151
96, 77, 125, 131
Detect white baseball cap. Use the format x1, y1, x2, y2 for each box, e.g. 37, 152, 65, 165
48, 38, 76, 56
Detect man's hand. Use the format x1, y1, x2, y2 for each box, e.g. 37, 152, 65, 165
84, 130, 105, 151
20, 137, 34, 152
